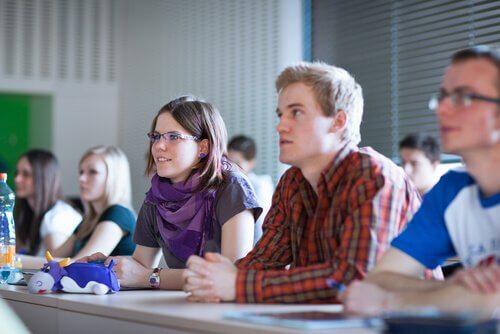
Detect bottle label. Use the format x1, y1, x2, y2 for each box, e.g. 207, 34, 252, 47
0, 245, 15, 267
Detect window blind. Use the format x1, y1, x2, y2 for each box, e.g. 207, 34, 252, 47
312, 0, 500, 160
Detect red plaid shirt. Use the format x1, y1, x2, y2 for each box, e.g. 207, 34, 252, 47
235, 145, 421, 303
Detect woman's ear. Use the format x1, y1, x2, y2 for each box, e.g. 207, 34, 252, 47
199, 139, 209, 157
329, 109, 348, 133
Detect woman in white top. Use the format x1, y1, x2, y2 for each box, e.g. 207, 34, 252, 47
14, 149, 81, 256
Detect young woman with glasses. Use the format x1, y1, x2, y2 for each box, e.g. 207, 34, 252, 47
83, 96, 261, 290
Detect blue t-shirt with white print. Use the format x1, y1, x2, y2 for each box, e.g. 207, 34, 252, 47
392, 168, 500, 269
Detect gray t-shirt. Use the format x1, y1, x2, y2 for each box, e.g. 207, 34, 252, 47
134, 170, 262, 268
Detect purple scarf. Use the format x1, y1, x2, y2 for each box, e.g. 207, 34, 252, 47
145, 173, 216, 262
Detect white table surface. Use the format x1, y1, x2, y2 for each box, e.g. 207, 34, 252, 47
0, 284, 380, 334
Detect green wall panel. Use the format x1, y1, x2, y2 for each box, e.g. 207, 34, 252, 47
0, 94, 52, 189
0, 95, 30, 189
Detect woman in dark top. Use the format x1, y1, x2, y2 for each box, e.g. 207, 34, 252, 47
85, 97, 261, 290
14, 149, 82, 257
22, 145, 136, 269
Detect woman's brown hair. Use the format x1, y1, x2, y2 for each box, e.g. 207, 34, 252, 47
145, 97, 230, 192
14, 149, 62, 255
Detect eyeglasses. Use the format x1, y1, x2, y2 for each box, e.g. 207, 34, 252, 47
147, 131, 199, 143
428, 90, 500, 111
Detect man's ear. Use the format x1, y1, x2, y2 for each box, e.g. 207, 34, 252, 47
496, 106, 500, 127
329, 109, 348, 133
493, 107, 500, 143
248, 159, 256, 172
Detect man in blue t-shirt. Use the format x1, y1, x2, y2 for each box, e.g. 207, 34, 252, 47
342, 45, 500, 315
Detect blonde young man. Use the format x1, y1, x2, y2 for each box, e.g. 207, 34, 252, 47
343, 45, 500, 315
183, 62, 421, 304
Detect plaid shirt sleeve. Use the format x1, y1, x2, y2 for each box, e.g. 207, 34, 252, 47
235, 172, 294, 271
234, 167, 417, 303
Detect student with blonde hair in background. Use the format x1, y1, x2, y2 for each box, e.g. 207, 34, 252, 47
21, 145, 136, 268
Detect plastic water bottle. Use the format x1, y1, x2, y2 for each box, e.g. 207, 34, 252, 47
0, 173, 17, 284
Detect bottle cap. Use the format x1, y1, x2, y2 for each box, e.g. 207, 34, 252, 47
0, 173, 6, 181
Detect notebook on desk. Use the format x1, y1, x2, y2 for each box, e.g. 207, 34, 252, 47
223, 310, 382, 330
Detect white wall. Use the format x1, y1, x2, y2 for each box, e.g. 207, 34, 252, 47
52, 84, 118, 189
0, 0, 119, 196
117, 0, 303, 209
0, 0, 303, 210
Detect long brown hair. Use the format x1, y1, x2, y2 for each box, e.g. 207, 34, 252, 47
145, 97, 230, 192
145, 96, 196, 175
14, 149, 62, 255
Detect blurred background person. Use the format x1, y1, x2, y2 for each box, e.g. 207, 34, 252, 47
21, 145, 136, 269
400, 133, 462, 275
399, 133, 441, 196
228, 135, 274, 244
14, 149, 82, 256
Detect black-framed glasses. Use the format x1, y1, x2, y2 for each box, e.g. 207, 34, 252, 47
147, 131, 199, 143
428, 90, 500, 111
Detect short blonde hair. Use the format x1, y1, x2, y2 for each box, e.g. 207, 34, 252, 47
276, 62, 364, 145
75, 145, 133, 241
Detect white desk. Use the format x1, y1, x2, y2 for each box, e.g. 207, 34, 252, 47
0, 285, 379, 334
